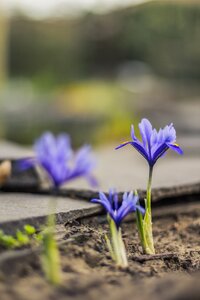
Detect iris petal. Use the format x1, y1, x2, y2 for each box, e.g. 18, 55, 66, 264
116, 118, 183, 166
136, 205, 145, 215
91, 190, 145, 228
86, 175, 98, 187
17, 157, 36, 170
139, 118, 153, 148
20, 132, 96, 187
99, 192, 109, 203
115, 141, 132, 150
131, 125, 137, 141
152, 143, 169, 165
131, 142, 149, 161
167, 143, 183, 155
91, 198, 112, 215
117, 202, 134, 224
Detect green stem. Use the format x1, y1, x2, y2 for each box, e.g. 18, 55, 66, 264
41, 190, 62, 285
107, 215, 128, 267
136, 166, 155, 254
143, 165, 155, 254
118, 228, 128, 267
146, 166, 153, 213
136, 208, 145, 244
105, 234, 115, 261
109, 217, 121, 264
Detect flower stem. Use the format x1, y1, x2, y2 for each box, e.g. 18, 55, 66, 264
146, 166, 153, 213
41, 190, 62, 285
136, 207, 146, 245
143, 166, 155, 254
118, 227, 128, 267
107, 215, 128, 267
136, 166, 155, 254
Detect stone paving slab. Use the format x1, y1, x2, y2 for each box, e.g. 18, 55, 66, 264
67, 144, 200, 190
0, 141, 32, 159
0, 140, 199, 225
0, 193, 97, 224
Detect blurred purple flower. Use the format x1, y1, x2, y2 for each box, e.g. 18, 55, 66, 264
116, 118, 183, 167
91, 190, 145, 228
20, 132, 97, 188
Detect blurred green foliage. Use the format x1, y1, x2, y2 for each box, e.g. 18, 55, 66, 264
56, 79, 139, 144
2, 1, 200, 146
0, 225, 42, 249
9, 1, 200, 84
0, 79, 138, 145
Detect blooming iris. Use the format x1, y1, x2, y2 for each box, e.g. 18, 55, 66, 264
115, 119, 183, 255
91, 190, 145, 228
116, 118, 183, 167
20, 132, 97, 188
91, 189, 144, 267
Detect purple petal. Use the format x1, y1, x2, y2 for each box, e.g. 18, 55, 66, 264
31, 132, 96, 187
116, 135, 150, 162
74, 145, 96, 173
113, 193, 118, 210
131, 125, 137, 141
126, 191, 134, 203
86, 174, 98, 187
138, 118, 153, 148
162, 124, 176, 143
123, 191, 140, 208
150, 129, 158, 145
91, 199, 112, 213
136, 205, 145, 215
157, 128, 164, 144
91, 193, 112, 215
99, 192, 109, 204
117, 191, 141, 224
17, 158, 36, 170
108, 188, 115, 203
116, 118, 182, 168
122, 192, 128, 202
152, 143, 169, 164
34, 132, 56, 159
117, 202, 134, 223
128, 192, 139, 206
75, 145, 91, 164
131, 142, 149, 162
115, 141, 132, 150
56, 134, 72, 160
167, 143, 183, 155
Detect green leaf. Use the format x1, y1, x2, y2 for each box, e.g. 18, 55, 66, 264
143, 208, 155, 254
0, 231, 19, 248
108, 215, 128, 267
24, 224, 36, 235
136, 208, 145, 243
16, 230, 30, 245
41, 227, 61, 285
105, 234, 115, 261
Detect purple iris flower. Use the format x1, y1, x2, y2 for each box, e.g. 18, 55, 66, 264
116, 118, 183, 167
20, 132, 97, 188
91, 190, 145, 228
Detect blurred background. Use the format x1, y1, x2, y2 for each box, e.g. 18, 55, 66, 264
0, 0, 199, 151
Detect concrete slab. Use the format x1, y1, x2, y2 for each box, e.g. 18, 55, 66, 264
0, 139, 199, 191
0, 141, 31, 159
0, 193, 97, 223
67, 144, 200, 191
0, 140, 199, 226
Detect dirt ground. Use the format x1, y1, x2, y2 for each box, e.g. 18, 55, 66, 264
0, 200, 199, 300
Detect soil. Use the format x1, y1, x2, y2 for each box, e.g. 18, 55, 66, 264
0, 199, 199, 300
